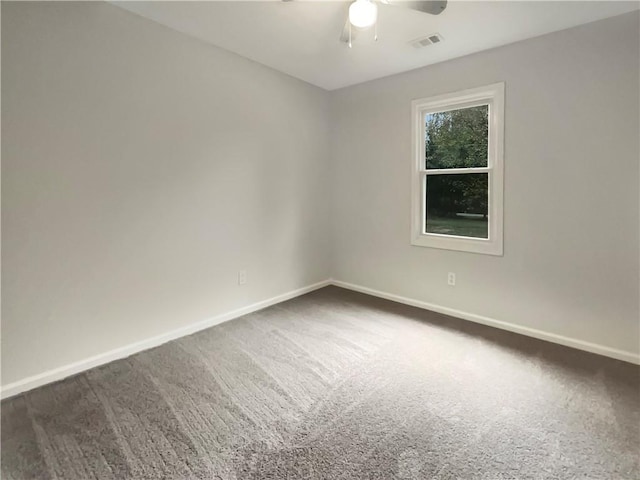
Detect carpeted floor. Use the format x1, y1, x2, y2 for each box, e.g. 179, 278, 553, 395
2, 286, 639, 479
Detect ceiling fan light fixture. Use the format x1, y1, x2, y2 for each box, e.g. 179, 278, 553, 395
349, 0, 378, 29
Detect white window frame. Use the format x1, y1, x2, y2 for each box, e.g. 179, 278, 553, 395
411, 82, 504, 256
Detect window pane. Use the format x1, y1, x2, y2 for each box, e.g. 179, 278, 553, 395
425, 105, 488, 169
426, 173, 488, 238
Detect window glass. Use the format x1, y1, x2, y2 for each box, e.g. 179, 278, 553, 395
425, 105, 488, 169
425, 173, 488, 239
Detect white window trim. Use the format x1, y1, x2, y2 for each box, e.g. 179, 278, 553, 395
411, 82, 505, 256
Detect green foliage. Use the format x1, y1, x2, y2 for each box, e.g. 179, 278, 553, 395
425, 105, 488, 169
426, 174, 488, 218
424, 105, 489, 219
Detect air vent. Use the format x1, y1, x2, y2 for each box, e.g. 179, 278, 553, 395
411, 33, 443, 48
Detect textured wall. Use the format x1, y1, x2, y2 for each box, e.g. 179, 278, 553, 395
329, 12, 640, 356
1, 1, 331, 385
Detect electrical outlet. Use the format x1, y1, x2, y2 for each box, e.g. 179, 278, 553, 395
447, 272, 456, 286
238, 270, 247, 285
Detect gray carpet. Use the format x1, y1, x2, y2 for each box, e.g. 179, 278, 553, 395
2, 286, 639, 479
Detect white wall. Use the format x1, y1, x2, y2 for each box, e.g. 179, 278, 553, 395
330, 12, 640, 357
1, 2, 330, 386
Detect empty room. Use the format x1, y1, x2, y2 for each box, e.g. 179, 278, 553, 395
1, 1, 639, 478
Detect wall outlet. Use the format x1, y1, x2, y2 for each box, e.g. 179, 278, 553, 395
238, 270, 247, 285
447, 272, 456, 286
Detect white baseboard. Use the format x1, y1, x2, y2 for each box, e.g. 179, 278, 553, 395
3, 277, 637, 399
0, 279, 332, 400
330, 279, 640, 366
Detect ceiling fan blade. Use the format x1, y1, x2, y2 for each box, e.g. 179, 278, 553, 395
382, 1, 447, 16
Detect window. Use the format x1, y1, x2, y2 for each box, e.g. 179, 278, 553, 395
411, 83, 504, 255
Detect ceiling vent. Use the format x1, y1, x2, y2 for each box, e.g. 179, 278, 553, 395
411, 33, 443, 48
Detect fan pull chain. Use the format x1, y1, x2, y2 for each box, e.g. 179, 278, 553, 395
374, 20, 378, 41
349, 22, 352, 48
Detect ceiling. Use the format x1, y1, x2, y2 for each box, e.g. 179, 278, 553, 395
113, 1, 639, 90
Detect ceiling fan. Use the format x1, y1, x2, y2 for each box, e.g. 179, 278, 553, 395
285, 1, 448, 48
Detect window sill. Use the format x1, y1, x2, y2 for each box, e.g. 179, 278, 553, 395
411, 233, 503, 256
